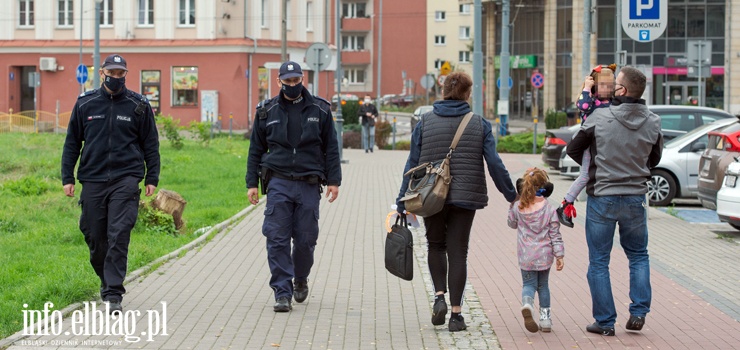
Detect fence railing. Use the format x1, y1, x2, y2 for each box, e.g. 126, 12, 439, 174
0, 109, 71, 134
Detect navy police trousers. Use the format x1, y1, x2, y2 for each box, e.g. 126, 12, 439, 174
263, 177, 321, 300
79, 176, 141, 302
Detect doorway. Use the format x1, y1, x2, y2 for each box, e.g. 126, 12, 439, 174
20, 66, 36, 112
664, 82, 700, 106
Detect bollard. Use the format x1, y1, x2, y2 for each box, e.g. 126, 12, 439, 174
494, 117, 500, 146
218, 114, 223, 132
392, 116, 397, 150
532, 118, 538, 154
229, 113, 233, 138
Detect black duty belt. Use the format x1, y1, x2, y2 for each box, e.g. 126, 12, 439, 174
271, 172, 321, 184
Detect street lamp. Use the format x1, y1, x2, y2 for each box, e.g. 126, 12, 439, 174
93, 0, 103, 88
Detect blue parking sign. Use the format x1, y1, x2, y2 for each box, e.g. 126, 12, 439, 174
630, 0, 660, 20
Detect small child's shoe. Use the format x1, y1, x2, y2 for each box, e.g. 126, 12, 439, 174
539, 307, 552, 332
521, 296, 538, 333
557, 200, 575, 228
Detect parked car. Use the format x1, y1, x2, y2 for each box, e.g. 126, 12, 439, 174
410, 105, 433, 131
697, 120, 740, 209
716, 156, 740, 230
330, 94, 359, 111
543, 105, 735, 170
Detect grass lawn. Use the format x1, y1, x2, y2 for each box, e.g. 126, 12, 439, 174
0, 133, 251, 339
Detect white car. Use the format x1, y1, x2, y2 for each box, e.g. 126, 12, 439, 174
559, 118, 738, 206
716, 157, 740, 231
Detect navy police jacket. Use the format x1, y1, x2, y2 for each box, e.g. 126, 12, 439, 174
246, 86, 342, 188
61, 86, 160, 186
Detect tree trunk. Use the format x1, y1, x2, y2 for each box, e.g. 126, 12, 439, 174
151, 189, 187, 231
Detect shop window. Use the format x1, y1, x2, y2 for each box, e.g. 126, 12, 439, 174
172, 67, 198, 106
141, 71, 160, 114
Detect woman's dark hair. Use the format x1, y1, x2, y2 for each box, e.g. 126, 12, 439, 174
443, 71, 472, 101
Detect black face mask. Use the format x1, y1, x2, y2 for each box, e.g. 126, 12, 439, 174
282, 83, 302, 99
103, 75, 125, 92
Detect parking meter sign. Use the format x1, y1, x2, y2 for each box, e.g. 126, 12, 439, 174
622, 0, 667, 42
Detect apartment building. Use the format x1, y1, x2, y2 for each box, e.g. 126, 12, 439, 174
427, 1, 475, 91
0, 0, 433, 127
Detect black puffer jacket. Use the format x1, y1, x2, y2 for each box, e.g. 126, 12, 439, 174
61, 86, 160, 186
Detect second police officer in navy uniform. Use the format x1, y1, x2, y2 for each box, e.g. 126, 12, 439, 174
62, 54, 160, 314
246, 61, 342, 312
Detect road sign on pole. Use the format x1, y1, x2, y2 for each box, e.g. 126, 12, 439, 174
531, 72, 544, 89
76, 64, 88, 84
621, 0, 667, 42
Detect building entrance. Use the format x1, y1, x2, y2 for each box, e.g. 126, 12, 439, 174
664, 82, 700, 106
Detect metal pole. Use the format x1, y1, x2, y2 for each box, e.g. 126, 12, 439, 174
498, 0, 511, 135
582, 0, 592, 77
281, 0, 287, 61
392, 116, 396, 150
615, 0, 621, 68
336, 0, 345, 162
376, 0, 382, 106
313, 49, 321, 96
473, 0, 483, 116
93, 0, 101, 88
533, 119, 538, 154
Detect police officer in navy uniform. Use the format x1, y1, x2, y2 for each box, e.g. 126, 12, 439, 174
246, 61, 341, 312
62, 54, 160, 314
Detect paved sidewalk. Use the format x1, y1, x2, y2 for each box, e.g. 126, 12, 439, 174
4, 150, 740, 350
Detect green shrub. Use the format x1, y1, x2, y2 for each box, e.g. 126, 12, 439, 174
496, 132, 545, 154
340, 101, 361, 125
2, 175, 53, 196
188, 120, 212, 147
156, 115, 184, 150
344, 123, 362, 133
392, 140, 411, 150
135, 201, 177, 236
545, 108, 568, 129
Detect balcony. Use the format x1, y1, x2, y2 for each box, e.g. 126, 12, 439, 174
341, 50, 371, 65
342, 17, 371, 32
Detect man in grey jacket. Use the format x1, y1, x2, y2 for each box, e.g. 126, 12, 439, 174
567, 66, 663, 336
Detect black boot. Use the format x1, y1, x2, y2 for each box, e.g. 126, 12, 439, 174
557, 200, 575, 228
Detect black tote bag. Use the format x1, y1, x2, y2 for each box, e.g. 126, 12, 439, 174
385, 215, 414, 281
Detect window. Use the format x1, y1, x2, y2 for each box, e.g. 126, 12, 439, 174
138, 0, 153, 26
341, 35, 365, 51
306, 1, 312, 30
342, 2, 366, 18
459, 26, 470, 39
459, 4, 471, 15
344, 68, 365, 84
172, 67, 199, 106
434, 35, 446, 45
179, 0, 195, 26
459, 51, 471, 63
261, 0, 266, 27
19, 0, 34, 27
99, 0, 113, 26
435, 11, 445, 21
58, 0, 73, 27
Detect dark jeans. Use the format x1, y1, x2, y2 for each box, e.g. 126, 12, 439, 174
423, 204, 476, 307
262, 177, 321, 300
586, 195, 651, 328
79, 176, 141, 301
521, 269, 551, 308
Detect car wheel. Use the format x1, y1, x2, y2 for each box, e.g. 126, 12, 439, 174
730, 223, 740, 231
648, 170, 677, 206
